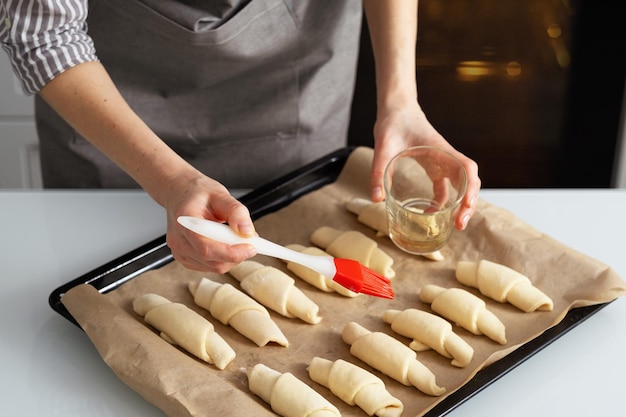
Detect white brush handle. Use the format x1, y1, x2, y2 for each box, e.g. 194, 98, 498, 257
177, 216, 337, 278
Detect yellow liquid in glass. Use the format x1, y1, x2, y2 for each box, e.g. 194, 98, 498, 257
387, 197, 453, 254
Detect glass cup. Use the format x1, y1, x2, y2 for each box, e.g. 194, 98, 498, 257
383, 146, 467, 255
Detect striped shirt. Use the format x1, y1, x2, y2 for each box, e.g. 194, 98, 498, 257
0, 0, 97, 95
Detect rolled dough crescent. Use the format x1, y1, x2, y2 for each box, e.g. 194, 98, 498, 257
342, 321, 445, 396
308, 357, 404, 417
284, 244, 359, 297
248, 363, 340, 417
456, 260, 554, 312
132, 293, 236, 370
229, 260, 322, 324
189, 278, 288, 347
383, 308, 474, 367
419, 285, 507, 345
310, 226, 395, 279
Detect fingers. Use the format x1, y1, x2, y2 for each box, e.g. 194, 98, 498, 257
179, 239, 255, 274
370, 141, 404, 202
226, 203, 256, 238
165, 182, 258, 274
430, 177, 451, 213
207, 191, 256, 238
370, 154, 386, 202
456, 157, 480, 230
168, 226, 257, 274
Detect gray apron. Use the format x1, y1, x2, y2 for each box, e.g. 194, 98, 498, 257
36, 0, 362, 189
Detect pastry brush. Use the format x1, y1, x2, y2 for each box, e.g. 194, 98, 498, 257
177, 216, 394, 299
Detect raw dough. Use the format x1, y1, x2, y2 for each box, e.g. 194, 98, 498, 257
342, 321, 445, 396
284, 244, 359, 297
456, 260, 554, 312
419, 285, 507, 345
229, 260, 322, 324
132, 293, 236, 370
346, 197, 444, 261
346, 198, 389, 237
310, 226, 396, 279
248, 363, 340, 417
308, 357, 404, 417
383, 308, 474, 367
189, 277, 288, 347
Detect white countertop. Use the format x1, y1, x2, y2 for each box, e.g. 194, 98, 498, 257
1, 189, 625, 417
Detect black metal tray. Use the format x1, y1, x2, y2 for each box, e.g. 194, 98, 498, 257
48, 146, 609, 417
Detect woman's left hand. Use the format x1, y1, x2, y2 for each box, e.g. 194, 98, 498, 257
369, 102, 481, 231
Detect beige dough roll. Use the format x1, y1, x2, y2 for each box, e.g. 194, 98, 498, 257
310, 226, 395, 279
189, 278, 288, 347
346, 198, 389, 237
419, 285, 507, 345
383, 308, 474, 367
342, 322, 445, 396
346, 197, 444, 261
456, 260, 554, 312
284, 244, 359, 297
132, 293, 236, 370
229, 260, 322, 324
248, 363, 340, 417
308, 357, 403, 417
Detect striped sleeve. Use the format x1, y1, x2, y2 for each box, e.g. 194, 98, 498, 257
0, 0, 98, 95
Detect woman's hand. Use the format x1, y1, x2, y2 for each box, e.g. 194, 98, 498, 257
369, 103, 481, 231
160, 171, 258, 274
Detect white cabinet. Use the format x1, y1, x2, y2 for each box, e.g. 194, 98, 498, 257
0, 52, 41, 188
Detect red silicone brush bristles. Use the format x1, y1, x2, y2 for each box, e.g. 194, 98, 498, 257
332, 258, 394, 299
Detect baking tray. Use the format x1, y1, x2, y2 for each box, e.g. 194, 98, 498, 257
49, 146, 609, 417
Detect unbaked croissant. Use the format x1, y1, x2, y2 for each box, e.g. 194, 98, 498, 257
248, 363, 340, 417
419, 285, 507, 345
133, 293, 236, 370
308, 357, 403, 417
455, 260, 554, 312
342, 321, 445, 396
283, 244, 359, 297
310, 226, 395, 279
229, 260, 322, 324
383, 308, 474, 367
189, 277, 288, 347
346, 198, 389, 237
346, 197, 444, 261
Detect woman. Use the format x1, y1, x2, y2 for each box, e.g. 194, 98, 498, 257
1, 0, 480, 273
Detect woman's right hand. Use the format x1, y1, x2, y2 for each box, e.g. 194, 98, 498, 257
160, 171, 258, 274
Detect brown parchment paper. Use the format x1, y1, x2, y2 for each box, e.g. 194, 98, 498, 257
62, 147, 626, 417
